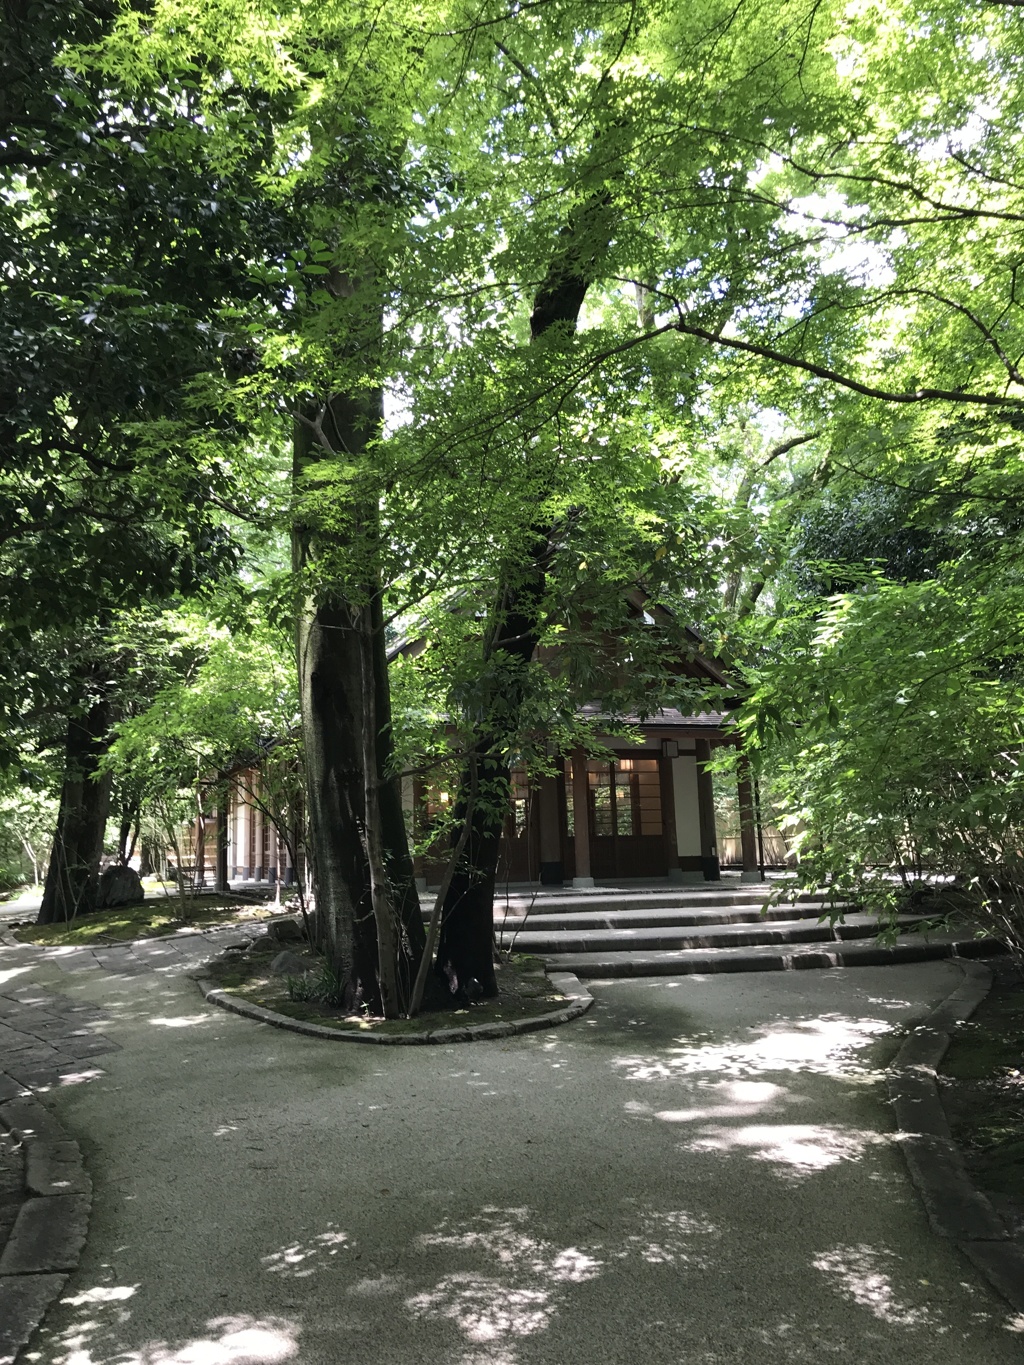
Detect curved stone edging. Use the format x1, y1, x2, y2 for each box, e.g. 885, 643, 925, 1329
195, 968, 593, 1045
0, 1094, 92, 1364
887, 959, 1024, 1313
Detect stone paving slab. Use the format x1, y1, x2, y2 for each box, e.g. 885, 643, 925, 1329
25, 1142, 90, 1199
0, 1274, 67, 1365
55, 1035, 119, 1061
0, 1078, 28, 1105
0, 1129, 23, 1249
0, 1099, 66, 1145
0, 1194, 90, 1274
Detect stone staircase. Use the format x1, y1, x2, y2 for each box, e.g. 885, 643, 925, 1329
477, 882, 1002, 977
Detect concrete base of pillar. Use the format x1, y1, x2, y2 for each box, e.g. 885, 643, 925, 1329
415, 876, 427, 892
668, 867, 686, 883
571, 876, 595, 889
676, 870, 705, 883
741, 869, 764, 883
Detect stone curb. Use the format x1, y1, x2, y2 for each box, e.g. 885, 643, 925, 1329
0, 1094, 92, 1365
886, 959, 1024, 1313
195, 968, 593, 1045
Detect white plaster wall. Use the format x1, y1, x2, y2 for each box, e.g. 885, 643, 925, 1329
672, 755, 701, 856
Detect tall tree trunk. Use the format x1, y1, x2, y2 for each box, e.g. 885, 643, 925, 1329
434, 205, 605, 998
293, 390, 424, 1013
38, 696, 113, 923
434, 577, 547, 999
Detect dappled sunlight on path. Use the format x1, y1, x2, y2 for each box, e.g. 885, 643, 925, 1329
7, 945, 1024, 1363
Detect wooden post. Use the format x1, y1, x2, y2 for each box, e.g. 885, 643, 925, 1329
660, 754, 683, 882
538, 772, 563, 885
737, 747, 762, 883
570, 749, 594, 887
694, 738, 720, 881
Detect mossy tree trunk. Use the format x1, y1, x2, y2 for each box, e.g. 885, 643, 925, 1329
38, 695, 113, 923
293, 390, 425, 1015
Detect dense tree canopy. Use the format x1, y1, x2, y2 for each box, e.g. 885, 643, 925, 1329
4, 0, 1024, 997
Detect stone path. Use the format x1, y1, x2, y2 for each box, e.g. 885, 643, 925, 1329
0, 926, 251, 1364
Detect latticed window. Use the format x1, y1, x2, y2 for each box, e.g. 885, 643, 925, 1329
510, 769, 530, 836
566, 756, 662, 837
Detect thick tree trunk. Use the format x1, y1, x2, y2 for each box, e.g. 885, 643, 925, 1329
296, 596, 374, 1005
434, 205, 606, 998
293, 391, 424, 1014
434, 585, 545, 999
39, 697, 113, 923
215, 800, 229, 893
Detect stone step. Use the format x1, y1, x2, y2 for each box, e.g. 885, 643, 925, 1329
541, 930, 1003, 978
490, 901, 859, 933
422, 886, 841, 917
496, 911, 914, 955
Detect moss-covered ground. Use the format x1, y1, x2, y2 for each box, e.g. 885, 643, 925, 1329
204, 940, 566, 1034
14, 895, 281, 946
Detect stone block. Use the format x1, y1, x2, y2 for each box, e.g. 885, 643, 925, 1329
96, 864, 144, 908
0, 1194, 90, 1274
0, 1076, 28, 1104
961, 1239, 1024, 1314
267, 918, 303, 943
0, 1098, 64, 1145
899, 1134, 1008, 1242
4, 1064, 58, 1091
25, 1140, 90, 1198
55, 1034, 119, 1061
0, 1273, 68, 1365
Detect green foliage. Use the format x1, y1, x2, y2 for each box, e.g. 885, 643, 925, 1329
7, 0, 1024, 958
285, 958, 350, 1009
106, 608, 299, 795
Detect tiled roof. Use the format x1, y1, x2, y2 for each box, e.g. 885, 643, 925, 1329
578, 703, 726, 729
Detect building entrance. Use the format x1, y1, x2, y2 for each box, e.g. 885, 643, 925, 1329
567, 755, 669, 879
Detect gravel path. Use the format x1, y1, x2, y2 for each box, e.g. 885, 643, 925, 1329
2, 931, 1023, 1364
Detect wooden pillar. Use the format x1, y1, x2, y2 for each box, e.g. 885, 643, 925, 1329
215, 799, 229, 893
570, 749, 594, 887
694, 738, 720, 881
538, 773, 563, 885
659, 754, 683, 882
737, 747, 762, 883
410, 776, 427, 890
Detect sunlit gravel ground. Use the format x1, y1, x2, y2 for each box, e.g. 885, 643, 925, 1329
4, 936, 1023, 1365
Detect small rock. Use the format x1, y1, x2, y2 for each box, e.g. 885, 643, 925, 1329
96, 865, 144, 909
270, 950, 313, 977
266, 918, 303, 943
